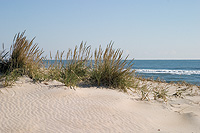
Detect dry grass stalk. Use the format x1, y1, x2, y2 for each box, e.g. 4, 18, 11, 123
0, 31, 44, 86
46, 42, 91, 88
89, 42, 135, 91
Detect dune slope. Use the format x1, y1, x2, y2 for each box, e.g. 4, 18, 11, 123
0, 77, 200, 133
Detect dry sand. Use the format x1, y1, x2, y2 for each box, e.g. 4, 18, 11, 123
0, 76, 200, 133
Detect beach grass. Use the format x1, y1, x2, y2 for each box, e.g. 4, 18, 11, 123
0, 31, 44, 86
0, 44, 9, 73
0, 31, 170, 101
45, 42, 135, 91
89, 42, 135, 92
46, 42, 91, 88
2, 31, 198, 102
1, 32, 136, 91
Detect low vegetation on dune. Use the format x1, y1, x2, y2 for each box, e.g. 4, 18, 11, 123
46, 42, 135, 91
0, 32, 134, 91
0, 45, 9, 73
89, 43, 135, 91
1, 31, 198, 102
0, 31, 45, 86
46, 43, 91, 88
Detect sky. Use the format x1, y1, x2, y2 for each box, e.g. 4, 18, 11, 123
0, 0, 199, 59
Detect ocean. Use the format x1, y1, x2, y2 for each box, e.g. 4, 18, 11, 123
44, 60, 200, 86
133, 60, 200, 86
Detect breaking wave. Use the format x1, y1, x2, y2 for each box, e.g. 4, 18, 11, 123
135, 69, 200, 75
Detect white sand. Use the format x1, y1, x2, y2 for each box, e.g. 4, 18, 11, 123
0, 76, 200, 133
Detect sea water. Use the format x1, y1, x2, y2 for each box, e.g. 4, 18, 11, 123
133, 60, 200, 86
44, 60, 200, 86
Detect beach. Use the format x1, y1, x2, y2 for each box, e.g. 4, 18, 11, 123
1, 76, 200, 133
1, 0, 200, 132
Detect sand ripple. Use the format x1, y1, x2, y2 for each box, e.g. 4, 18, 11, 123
1, 77, 200, 133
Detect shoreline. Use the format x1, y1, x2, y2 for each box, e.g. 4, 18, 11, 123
1, 76, 200, 132
43, 60, 200, 86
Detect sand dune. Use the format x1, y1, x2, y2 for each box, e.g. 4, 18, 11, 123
0, 76, 200, 133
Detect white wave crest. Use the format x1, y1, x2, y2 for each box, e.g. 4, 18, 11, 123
135, 69, 200, 75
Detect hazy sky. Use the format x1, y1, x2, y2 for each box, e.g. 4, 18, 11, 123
0, 0, 199, 59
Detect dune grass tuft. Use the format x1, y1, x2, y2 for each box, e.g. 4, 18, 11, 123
46, 42, 91, 88
0, 44, 9, 73
9, 31, 44, 72
89, 42, 135, 92
0, 31, 44, 86
62, 42, 91, 87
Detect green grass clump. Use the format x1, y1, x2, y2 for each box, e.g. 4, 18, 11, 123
46, 51, 65, 82
62, 43, 91, 87
89, 42, 135, 92
46, 42, 91, 88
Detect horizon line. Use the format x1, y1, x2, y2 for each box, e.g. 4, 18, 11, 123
134, 58, 200, 60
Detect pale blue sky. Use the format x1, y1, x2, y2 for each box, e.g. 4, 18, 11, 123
0, 0, 199, 59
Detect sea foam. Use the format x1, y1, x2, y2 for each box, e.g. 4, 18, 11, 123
135, 69, 200, 75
